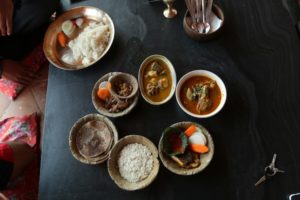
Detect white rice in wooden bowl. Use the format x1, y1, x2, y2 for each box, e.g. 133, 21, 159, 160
118, 143, 153, 183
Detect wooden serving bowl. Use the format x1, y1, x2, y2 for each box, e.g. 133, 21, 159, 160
69, 113, 118, 165
108, 135, 160, 191
92, 72, 139, 118
109, 73, 139, 99
158, 122, 214, 175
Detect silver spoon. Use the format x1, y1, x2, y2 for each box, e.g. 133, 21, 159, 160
195, 0, 200, 29
198, 0, 211, 33
185, 0, 197, 30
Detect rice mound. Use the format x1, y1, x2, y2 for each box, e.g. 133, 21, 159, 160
118, 143, 153, 183
68, 22, 110, 65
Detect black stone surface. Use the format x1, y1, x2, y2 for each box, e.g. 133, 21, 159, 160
39, 0, 300, 199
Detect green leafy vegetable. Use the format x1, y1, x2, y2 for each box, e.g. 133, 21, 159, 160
162, 127, 188, 156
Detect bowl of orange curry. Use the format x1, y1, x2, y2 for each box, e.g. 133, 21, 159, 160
138, 55, 176, 105
176, 70, 227, 118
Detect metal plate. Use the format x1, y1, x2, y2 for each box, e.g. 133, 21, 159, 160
43, 6, 115, 70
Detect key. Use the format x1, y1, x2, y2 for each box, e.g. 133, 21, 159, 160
265, 166, 284, 177
269, 153, 277, 169
273, 167, 285, 174
265, 166, 276, 177
254, 175, 267, 187
264, 154, 278, 176
255, 153, 285, 187
264, 166, 285, 177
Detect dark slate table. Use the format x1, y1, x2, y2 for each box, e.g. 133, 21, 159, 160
39, 0, 300, 199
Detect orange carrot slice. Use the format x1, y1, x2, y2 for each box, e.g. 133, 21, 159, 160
184, 125, 197, 137
57, 32, 68, 48
97, 88, 110, 100
190, 144, 209, 153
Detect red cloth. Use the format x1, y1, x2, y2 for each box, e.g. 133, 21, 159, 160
0, 44, 47, 100
0, 143, 14, 163
0, 113, 39, 200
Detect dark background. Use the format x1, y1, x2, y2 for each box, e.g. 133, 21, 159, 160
39, 0, 300, 199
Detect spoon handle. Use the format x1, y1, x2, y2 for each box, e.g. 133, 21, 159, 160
202, 0, 205, 23
196, 0, 200, 24
206, 0, 213, 19
185, 0, 195, 23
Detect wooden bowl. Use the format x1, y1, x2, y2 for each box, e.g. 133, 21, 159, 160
69, 114, 118, 164
108, 135, 160, 191
158, 122, 214, 175
183, 4, 224, 41
109, 73, 139, 99
43, 6, 115, 70
92, 72, 139, 118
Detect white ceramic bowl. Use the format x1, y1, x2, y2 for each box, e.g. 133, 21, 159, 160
176, 70, 227, 118
138, 55, 176, 105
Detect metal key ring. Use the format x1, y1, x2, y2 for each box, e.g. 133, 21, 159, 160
264, 166, 276, 177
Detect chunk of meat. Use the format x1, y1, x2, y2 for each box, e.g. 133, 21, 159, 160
158, 78, 168, 89
171, 150, 201, 168
104, 96, 131, 113
114, 81, 133, 97
109, 100, 129, 113
146, 82, 159, 96
145, 61, 166, 78
196, 97, 212, 113
149, 78, 158, 85
199, 85, 209, 99
150, 61, 163, 72
145, 70, 158, 78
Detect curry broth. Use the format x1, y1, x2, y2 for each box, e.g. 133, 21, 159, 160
180, 76, 221, 115
142, 60, 172, 102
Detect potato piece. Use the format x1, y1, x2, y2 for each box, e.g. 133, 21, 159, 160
186, 88, 193, 101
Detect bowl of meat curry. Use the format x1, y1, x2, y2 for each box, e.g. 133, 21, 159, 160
138, 55, 176, 105
176, 70, 227, 118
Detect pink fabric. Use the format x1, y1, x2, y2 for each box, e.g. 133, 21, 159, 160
0, 113, 38, 147
0, 113, 39, 200
0, 79, 23, 100
0, 44, 47, 100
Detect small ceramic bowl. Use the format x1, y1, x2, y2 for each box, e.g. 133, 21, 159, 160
138, 54, 177, 105
69, 113, 118, 165
109, 73, 139, 99
92, 72, 139, 118
108, 135, 160, 191
158, 121, 214, 175
176, 70, 227, 118
183, 4, 224, 41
